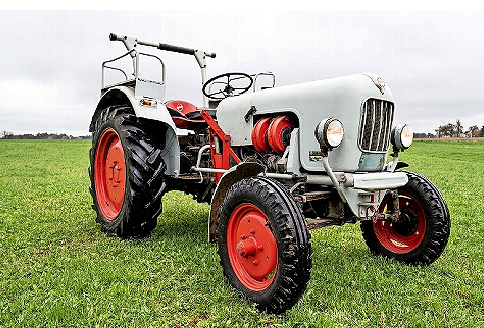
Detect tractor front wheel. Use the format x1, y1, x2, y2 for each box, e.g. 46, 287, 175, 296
89, 105, 166, 238
217, 177, 311, 314
361, 172, 450, 266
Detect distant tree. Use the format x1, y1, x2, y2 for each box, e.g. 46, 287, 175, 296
413, 133, 427, 138
414, 132, 435, 138
480, 126, 484, 137
454, 119, 463, 137
467, 125, 480, 137
36, 132, 49, 139
435, 126, 443, 138
1, 130, 14, 139
435, 123, 455, 138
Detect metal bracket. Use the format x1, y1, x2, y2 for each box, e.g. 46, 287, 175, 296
244, 106, 257, 123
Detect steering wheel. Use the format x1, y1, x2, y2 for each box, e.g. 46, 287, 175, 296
202, 72, 253, 100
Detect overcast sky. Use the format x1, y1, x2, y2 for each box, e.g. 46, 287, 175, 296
1, 10, 484, 136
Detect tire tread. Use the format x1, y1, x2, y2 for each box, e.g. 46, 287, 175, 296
89, 105, 167, 238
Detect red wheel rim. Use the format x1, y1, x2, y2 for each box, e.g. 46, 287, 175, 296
267, 115, 293, 154
373, 190, 426, 254
94, 128, 127, 220
251, 117, 272, 153
227, 203, 278, 291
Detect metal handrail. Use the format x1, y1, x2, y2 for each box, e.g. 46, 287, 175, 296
252, 72, 276, 92
103, 66, 128, 81
138, 52, 166, 84
102, 49, 136, 88
101, 48, 166, 89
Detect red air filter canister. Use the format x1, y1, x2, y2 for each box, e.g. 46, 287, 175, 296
251, 117, 272, 153
267, 115, 293, 154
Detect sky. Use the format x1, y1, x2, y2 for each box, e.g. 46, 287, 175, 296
1, 10, 484, 136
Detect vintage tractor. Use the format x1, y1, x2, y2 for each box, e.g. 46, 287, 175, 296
89, 33, 451, 314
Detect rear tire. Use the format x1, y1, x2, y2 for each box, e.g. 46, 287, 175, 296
217, 177, 311, 314
89, 105, 166, 238
361, 172, 450, 266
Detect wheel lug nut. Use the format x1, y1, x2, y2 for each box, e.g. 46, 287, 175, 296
258, 245, 263, 250
250, 229, 255, 234
241, 235, 247, 239
252, 260, 259, 265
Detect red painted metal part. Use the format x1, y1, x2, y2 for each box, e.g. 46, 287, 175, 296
165, 100, 206, 130
165, 99, 198, 116
94, 128, 127, 220
373, 190, 426, 254
251, 117, 272, 153
227, 203, 277, 291
200, 109, 241, 183
267, 115, 293, 154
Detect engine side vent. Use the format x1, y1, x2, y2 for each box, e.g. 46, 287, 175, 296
359, 99, 394, 152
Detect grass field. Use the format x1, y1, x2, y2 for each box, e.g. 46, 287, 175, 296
1, 139, 483, 327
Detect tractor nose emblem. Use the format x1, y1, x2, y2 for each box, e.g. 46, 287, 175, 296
376, 77, 385, 94
177, 103, 183, 111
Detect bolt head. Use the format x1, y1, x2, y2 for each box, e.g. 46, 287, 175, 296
257, 245, 263, 251
252, 260, 259, 265
250, 229, 256, 234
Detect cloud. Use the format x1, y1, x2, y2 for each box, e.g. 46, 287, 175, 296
1, 10, 484, 135
0, 79, 91, 135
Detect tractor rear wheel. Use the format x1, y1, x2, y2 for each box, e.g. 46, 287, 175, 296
360, 172, 450, 266
89, 105, 166, 238
217, 177, 311, 314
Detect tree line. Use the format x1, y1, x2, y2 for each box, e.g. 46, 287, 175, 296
2, 120, 483, 140
1, 131, 91, 139
434, 119, 484, 138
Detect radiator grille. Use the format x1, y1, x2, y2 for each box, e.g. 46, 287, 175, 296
359, 99, 394, 152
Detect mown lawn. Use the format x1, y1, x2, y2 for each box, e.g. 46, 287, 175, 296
0, 139, 483, 327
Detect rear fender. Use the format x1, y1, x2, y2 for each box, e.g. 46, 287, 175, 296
91, 86, 180, 175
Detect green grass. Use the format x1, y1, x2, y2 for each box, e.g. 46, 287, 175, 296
0, 139, 483, 327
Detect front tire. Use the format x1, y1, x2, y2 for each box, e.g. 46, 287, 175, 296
217, 177, 311, 314
361, 172, 450, 266
89, 105, 167, 238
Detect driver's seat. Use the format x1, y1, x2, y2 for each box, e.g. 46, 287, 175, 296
165, 100, 217, 129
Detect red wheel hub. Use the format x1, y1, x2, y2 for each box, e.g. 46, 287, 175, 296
373, 190, 426, 254
94, 128, 127, 220
227, 203, 278, 291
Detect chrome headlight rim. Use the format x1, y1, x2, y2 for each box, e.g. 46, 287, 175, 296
314, 117, 344, 150
391, 124, 413, 150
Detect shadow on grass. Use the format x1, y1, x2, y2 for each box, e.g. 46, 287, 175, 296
153, 212, 208, 239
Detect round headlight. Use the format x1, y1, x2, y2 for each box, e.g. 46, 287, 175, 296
314, 118, 344, 149
391, 124, 413, 150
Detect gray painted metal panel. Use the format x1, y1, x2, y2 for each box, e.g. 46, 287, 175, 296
353, 171, 408, 190
99, 86, 180, 175
216, 73, 394, 173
